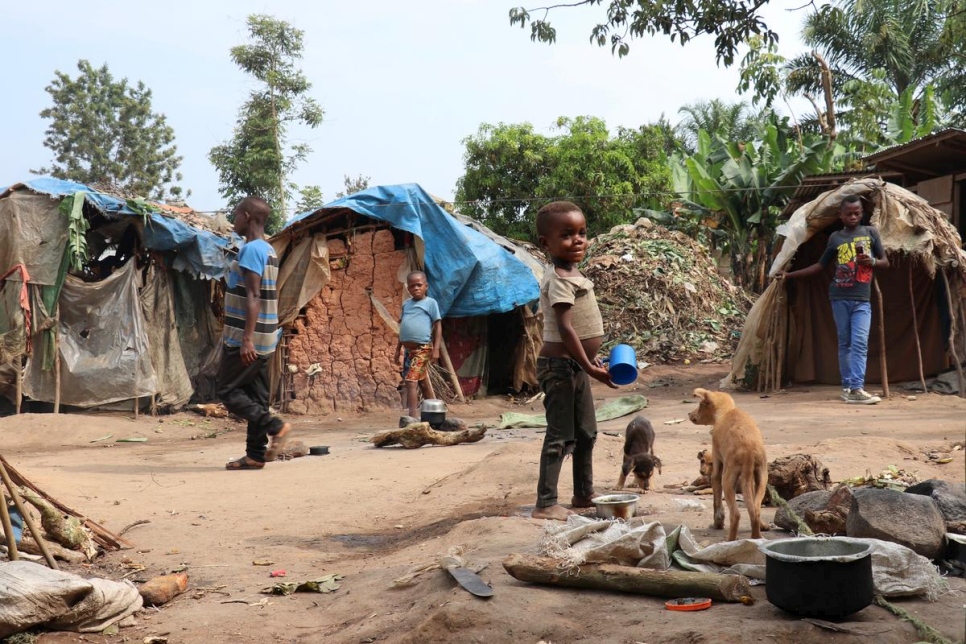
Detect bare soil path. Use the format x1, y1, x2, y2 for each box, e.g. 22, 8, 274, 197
2, 364, 964, 644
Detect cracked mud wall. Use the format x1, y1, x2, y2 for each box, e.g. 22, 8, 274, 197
285, 229, 406, 414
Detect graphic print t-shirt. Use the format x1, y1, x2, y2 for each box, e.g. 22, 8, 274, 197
818, 225, 883, 302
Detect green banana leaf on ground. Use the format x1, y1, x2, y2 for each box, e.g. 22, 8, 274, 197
498, 395, 648, 429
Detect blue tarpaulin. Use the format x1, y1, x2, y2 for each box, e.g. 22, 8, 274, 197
1, 178, 231, 280
285, 184, 540, 317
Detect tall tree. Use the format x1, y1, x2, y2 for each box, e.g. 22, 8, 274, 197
456, 117, 671, 240
675, 99, 771, 152
34, 60, 185, 199
509, 0, 778, 65
335, 174, 371, 198
209, 14, 324, 234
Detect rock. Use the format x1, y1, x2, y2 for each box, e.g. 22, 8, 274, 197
399, 415, 419, 428
774, 490, 832, 532
803, 484, 853, 535
846, 488, 947, 560
277, 440, 309, 460
438, 416, 468, 432
904, 479, 966, 523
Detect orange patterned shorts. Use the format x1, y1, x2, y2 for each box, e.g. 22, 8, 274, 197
403, 344, 433, 382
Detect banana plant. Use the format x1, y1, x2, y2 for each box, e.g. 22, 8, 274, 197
669, 116, 841, 292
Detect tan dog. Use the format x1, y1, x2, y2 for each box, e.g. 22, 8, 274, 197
688, 388, 769, 541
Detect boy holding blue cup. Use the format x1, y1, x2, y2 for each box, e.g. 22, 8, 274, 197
531, 202, 617, 521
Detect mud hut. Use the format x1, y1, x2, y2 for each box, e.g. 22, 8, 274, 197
724, 178, 966, 393
269, 184, 540, 414
0, 178, 230, 413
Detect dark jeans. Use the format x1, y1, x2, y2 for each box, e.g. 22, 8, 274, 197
217, 346, 284, 462
536, 356, 597, 508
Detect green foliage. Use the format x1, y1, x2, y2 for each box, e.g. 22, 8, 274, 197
335, 174, 371, 198
675, 99, 773, 153
293, 185, 325, 214
60, 193, 90, 273
455, 117, 671, 240
33, 60, 185, 200
209, 14, 324, 234
670, 116, 840, 291
508, 0, 778, 66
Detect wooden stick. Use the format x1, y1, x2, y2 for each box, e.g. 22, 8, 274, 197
0, 488, 19, 560
0, 455, 132, 550
14, 358, 21, 415
437, 336, 466, 403
503, 554, 753, 603
872, 280, 889, 398
0, 460, 57, 569
53, 313, 61, 414
908, 263, 928, 394
940, 270, 966, 399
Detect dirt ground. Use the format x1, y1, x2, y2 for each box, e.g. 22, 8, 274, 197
2, 364, 965, 644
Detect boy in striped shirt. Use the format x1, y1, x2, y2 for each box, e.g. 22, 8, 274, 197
219, 196, 291, 470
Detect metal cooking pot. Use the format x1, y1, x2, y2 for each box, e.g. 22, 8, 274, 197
761, 538, 874, 619
420, 399, 447, 428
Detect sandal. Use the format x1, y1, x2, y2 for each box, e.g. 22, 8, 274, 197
225, 456, 265, 470
264, 423, 292, 462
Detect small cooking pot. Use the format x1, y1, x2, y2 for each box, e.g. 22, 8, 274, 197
761, 537, 874, 620
591, 494, 639, 520
420, 399, 447, 428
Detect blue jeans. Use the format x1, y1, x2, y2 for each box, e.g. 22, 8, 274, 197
830, 300, 872, 391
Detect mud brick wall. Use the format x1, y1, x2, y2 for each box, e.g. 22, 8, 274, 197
285, 229, 406, 414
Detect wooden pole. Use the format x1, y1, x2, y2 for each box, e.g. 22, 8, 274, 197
437, 336, 466, 403
872, 280, 889, 398
908, 264, 928, 394
53, 313, 61, 414
940, 270, 966, 398
14, 358, 21, 415
503, 554, 753, 603
0, 488, 19, 560
0, 460, 57, 569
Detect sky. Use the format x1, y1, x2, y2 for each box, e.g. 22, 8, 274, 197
1, 0, 810, 218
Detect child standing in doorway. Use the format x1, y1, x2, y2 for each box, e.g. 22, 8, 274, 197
395, 271, 442, 419
532, 201, 616, 521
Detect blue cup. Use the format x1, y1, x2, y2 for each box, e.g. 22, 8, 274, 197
607, 344, 638, 385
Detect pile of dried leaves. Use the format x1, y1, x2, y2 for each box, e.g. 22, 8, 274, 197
583, 219, 752, 363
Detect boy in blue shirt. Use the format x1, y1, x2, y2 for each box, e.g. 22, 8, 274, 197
394, 271, 442, 419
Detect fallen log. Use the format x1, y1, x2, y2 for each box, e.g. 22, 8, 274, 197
371, 422, 486, 449
502, 554, 753, 603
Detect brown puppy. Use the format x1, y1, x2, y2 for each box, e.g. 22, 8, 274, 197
615, 416, 662, 492
688, 389, 769, 541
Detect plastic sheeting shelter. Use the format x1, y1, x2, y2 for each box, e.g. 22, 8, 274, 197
723, 178, 966, 392
0, 178, 230, 411
272, 184, 542, 413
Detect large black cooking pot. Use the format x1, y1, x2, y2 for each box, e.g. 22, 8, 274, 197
761, 538, 874, 620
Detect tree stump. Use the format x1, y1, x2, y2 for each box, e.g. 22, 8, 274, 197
371, 422, 486, 449
502, 554, 754, 603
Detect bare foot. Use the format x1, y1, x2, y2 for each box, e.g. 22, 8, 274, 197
531, 504, 573, 520
570, 495, 596, 509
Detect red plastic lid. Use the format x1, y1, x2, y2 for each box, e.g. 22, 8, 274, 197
665, 597, 712, 611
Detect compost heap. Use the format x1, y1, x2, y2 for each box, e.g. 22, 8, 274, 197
583, 219, 751, 362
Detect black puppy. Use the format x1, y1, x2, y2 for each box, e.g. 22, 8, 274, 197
615, 415, 662, 492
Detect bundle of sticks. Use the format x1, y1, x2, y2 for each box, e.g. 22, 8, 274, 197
0, 455, 131, 569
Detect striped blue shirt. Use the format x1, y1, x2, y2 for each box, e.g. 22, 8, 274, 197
223, 239, 280, 355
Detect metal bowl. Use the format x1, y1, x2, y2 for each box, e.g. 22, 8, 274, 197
592, 494, 639, 520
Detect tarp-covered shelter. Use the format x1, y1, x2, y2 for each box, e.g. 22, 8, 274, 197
269, 184, 541, 414
724, 178, 966, 392
0, 178, 231, 412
